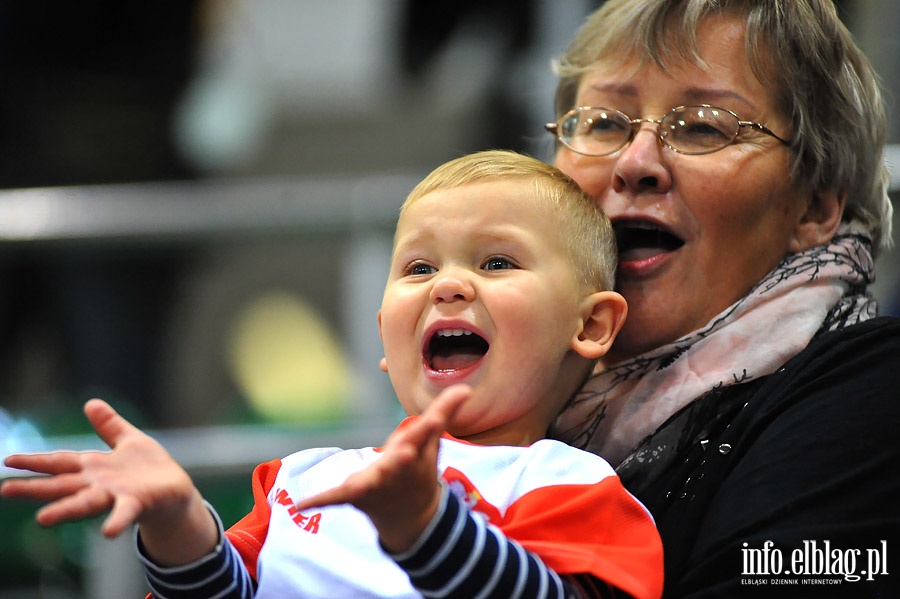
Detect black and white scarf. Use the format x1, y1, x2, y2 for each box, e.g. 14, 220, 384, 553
552, 223, 878, 466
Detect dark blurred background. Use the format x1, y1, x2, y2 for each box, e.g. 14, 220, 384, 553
0, 0, 589, 432
0, 1, 896, 597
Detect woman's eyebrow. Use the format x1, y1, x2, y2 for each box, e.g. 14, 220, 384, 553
681, 87, 756, 110
584, 82, 756, 111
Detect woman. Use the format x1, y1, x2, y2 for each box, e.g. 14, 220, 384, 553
545, 1, 899, 597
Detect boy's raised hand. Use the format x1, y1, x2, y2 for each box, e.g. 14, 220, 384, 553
2, 399, 217, 566
294, 384, 471, 553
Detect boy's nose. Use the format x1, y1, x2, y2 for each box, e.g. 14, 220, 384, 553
429, 269, 475, 304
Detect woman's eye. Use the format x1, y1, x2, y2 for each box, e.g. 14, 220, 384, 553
483, 256, 516, 271
686, 123, 727, 137
407, 262, 437, 276
676, 120, 731, 143
589, 117, 627, 135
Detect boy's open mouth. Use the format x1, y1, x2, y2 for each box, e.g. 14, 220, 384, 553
425, 329, 489, 372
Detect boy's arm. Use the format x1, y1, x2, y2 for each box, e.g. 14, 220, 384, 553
1, 399, 218, 566
391, 485, 634, 599
138, 503, 257, 599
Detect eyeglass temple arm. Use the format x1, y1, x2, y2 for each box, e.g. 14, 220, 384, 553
740, 121, 791, 145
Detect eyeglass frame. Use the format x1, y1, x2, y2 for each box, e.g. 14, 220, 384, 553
545, 104, 791, 156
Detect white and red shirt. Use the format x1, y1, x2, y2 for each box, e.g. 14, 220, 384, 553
219, 419, 663, 599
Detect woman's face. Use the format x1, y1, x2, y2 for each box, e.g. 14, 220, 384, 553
555, 15, 810, 362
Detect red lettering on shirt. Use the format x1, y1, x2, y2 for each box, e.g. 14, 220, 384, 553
273, 487, 321, 534
274, 488, 292, 506
303, 512, 321, 534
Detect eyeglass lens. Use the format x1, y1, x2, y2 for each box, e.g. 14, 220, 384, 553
559, 106, 742, 156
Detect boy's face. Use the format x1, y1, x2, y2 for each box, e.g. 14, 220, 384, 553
378, 179, 594, 445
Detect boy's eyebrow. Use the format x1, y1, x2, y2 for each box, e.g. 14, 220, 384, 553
392, 226, 535, 257
391, 229, 432, 252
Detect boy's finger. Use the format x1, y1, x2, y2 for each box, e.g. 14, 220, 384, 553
418, 384, 471, 433
0, 472, 87, 502
103, 495, 142, 538
429, 384, 471, 423
35, 486, 114, 528
394, 385, 472, 453
294, 486, 355, 513
3, 451, 85, 476
84, 399, 142, 450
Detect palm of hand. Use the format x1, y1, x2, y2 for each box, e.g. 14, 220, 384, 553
2, 399, 195, 538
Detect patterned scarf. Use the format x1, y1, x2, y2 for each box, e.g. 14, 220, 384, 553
551, 225, 878, 466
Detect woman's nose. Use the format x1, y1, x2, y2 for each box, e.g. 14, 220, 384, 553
429, 268, 475, 304
612, 125, 672, 194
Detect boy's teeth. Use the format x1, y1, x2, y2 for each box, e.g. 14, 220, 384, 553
437, 328, 471, 337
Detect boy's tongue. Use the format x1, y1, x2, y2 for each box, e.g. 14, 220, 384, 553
427, 330, 489, 372
431, 350, 483, 372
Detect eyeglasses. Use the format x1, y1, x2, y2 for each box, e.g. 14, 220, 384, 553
545, 105, 791, 156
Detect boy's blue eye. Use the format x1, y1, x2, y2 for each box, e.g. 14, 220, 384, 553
483, 256, 516, 270
408, 262, 437, 276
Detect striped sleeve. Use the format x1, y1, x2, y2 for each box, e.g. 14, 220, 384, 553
137, 503, 257, 599
386, 485, 606, 599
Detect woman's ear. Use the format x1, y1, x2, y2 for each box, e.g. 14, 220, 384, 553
571, 291, 628, 359
790, 187, 846, 252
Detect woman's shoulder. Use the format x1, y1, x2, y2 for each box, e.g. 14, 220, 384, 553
736, 316, 900, 432
769, 315, 900, 393
655, 317, 900, 598
817, 314, 900, 344
807, 314, 900, 349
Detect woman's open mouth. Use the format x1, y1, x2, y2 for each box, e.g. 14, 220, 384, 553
424, 328, 489, 373
614, 221, 685, 263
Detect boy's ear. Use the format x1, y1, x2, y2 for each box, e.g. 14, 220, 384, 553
789, 187, 846, 252
571, 291, 627, 359
377, 310, 389, 372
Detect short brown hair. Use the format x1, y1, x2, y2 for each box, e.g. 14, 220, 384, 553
554, 0, 892, 252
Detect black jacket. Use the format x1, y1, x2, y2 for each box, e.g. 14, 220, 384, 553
618, 317, 900, 598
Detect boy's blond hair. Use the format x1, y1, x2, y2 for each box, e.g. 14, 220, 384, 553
402, 150, 617, 291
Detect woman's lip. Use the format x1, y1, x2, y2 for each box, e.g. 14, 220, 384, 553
617, 248, 677, 278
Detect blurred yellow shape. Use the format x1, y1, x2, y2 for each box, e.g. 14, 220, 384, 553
228, 292, 350, 423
